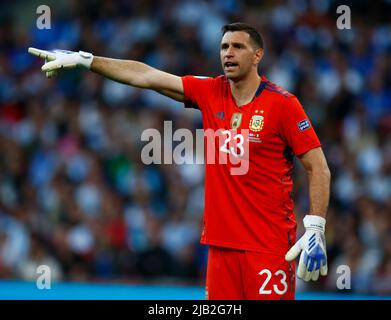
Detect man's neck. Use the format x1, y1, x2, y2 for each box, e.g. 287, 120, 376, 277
229, 72, 261, 107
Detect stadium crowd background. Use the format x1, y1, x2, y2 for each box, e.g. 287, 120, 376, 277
0, 0, 390, 295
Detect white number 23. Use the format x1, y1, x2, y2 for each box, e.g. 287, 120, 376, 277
258, 269, 288, 295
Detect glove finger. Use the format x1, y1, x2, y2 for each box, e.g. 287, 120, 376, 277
42, 60, 62, 72
309, 260, 317, 281
303, 258, 312, 282
296, 252, 307, 279
46, 70, 58, 78
28, 47, 56, 61
320, 261, 328, 276
62, 63, 77, 68
312, 267, 320, 281
303, 271, 312, 282
308, 257, 315, 272
285, 241, 302, 262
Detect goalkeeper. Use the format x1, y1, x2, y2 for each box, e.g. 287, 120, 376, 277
28, 22, 331, 300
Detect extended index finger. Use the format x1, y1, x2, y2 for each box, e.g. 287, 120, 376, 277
28, 47, 56, 61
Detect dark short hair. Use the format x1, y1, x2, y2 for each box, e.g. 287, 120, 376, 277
221, 22, 264, 49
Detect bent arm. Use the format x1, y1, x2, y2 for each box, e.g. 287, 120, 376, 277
298, 147, 331, 218
90, 56, 185, 102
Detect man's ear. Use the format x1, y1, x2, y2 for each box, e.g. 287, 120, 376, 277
254, 48, 264, 65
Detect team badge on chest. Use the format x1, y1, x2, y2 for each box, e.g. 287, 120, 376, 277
230, 112, 243, 129
249, 115, 264, 132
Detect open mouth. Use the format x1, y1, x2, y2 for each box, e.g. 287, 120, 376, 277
224, 62, 238, 70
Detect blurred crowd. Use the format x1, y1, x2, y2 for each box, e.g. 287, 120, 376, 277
0, 0, 390, 295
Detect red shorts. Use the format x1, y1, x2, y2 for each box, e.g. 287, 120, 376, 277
205, 246, 296, 300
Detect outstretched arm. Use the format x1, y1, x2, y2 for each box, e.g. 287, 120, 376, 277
91, 56, 184, 102
28, 48, 185, 102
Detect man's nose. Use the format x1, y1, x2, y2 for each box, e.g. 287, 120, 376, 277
225, 46, 234, 57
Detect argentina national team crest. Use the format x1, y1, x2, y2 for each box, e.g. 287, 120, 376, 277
230, 112, 243, 129
249, 114, 264, 132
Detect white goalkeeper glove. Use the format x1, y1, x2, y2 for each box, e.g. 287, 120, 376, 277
285, 215, 327, 282
28, 47, 93, 78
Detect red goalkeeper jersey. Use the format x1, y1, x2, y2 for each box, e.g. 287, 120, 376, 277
182, 75, 321, 255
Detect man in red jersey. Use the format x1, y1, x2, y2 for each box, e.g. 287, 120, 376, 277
28, 22, 331, 300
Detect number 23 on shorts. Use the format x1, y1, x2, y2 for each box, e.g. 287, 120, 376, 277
246, 268, 295, 300
244, 252, 296, 300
